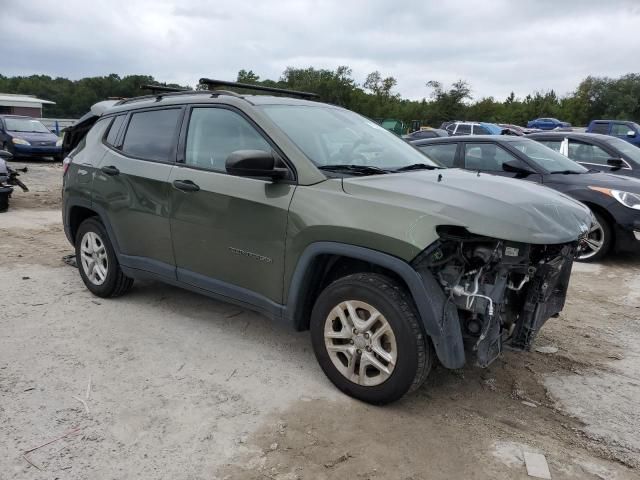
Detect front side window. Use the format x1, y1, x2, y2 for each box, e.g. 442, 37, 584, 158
536, 140, 562, 152
185, 107, 271, 171
418, 143, 457, 167
464, 143, 523, 171
121, 108, 181, 162
473, 125, 490, 135
610, 123, 632, 136
568, 140, 610, 165
604, 137, 640, 165
260, 105, 440, 169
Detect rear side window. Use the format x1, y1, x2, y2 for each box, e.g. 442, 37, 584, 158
464, 143, 520, 171
418, 143, 457, 167
105, 115, 126, 147
121, 109, 181, 162
590, 122, 609, 134
537, 140, 562, 152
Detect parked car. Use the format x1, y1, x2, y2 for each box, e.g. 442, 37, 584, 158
527, 132, 640, 178
412, 136, 640, 261
586, 120, 640, 147
402, 128, 449, 140
0, 115, 62, 160
62, 80, 592, 404
526, 118, 571, 130
498, 123, 540, 135
444, 121, 504, 136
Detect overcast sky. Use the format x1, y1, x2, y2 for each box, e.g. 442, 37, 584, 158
3, 0, 640, 101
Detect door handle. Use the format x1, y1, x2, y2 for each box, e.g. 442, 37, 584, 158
173, 179, 200, 192
101, 165, 120, 176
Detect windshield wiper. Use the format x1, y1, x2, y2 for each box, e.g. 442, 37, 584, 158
318, 164, 388, 175
549, 170, 581, 174
393, 163, 443, 172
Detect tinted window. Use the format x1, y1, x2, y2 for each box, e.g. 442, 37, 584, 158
121, 109, 181, 162
105, 115, 126, 147
568, 140, 610, 165
473, 125, 490, 135
610, 123, 632, 136
604, 137, 640, 164
464, 143, 522, 171
590, 122, 609, 134
455, 124, 471, 135
418, 144, 457, 167
445, 124, 456, 133
185, 108, 271, 171
511, 139, 586, 173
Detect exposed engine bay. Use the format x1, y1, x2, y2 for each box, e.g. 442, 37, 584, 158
413, 226, 577, 367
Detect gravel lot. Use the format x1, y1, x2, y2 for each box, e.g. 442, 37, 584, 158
1, 162, 639, 479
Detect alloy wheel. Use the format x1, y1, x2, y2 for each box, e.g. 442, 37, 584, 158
80, 231, 109, 285
578, 219, 605, 260
324, 300, 397, 386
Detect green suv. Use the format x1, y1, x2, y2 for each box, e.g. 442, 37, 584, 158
62, 80, 592, 404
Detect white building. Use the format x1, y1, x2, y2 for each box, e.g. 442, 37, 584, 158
0, 93, 56, 117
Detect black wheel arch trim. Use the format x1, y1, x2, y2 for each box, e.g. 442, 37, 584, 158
284, 241, 465, 369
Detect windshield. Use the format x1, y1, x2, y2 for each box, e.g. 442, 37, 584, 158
510, 139, 587, 173
605, 137, 640, 164
5, 117, 50, 133
260, 105, 441, 170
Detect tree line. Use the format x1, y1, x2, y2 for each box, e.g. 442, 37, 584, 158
1, 68, 638, 128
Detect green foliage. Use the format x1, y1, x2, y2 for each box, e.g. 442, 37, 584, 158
1, 69, 639, 128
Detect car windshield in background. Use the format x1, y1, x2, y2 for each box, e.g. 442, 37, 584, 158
605, 137, 640, 163
510, 139, 588, 173
5, 118, 51, 133
261, 105, 442, 171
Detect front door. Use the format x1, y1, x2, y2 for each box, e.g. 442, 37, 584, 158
169, 106, 295, 307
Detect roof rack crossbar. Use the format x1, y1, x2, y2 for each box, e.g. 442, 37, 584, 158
199, 78, 319, 99
140, 84, 191, 94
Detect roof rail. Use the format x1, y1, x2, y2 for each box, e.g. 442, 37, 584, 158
140, 84, 191, 94
199, 78, 319, 99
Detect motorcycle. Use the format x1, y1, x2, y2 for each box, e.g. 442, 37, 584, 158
0, 149, 28, 212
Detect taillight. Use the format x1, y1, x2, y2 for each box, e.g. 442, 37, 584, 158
62, 156, 71, 175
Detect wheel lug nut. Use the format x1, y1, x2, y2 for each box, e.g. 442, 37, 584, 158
364, 333, 370, 339
352, 328, 358, 334
365, 346, 372, 352
349, 340, 354, 345
356, 349, 361, 354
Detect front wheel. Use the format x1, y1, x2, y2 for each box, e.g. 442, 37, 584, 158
75, 217, 133, 297
310, 273, 432, 404
577, 211, 612, 262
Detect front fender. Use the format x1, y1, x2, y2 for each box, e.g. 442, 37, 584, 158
284, 242, 465, 369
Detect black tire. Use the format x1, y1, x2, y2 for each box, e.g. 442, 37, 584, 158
310, 273, 432, 404
75, 217, 133, 297
578, 210, 612, 262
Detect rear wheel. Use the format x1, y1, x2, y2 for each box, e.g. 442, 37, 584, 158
578, 211, 612, 262
75, 217, 133, 297
310, 273, 432, 404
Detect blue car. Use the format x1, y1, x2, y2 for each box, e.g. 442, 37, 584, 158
526, 117, 571, 130
586, 120, 640, 147
0, 115, 62, 160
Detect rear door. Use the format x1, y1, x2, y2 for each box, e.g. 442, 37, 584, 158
92, 107, 184, 278
168, 105, 295, 306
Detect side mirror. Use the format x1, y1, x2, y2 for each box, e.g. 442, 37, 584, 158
0, 149, 13, 161
503, 160, 536, 175
607, 158, 625, 169
225, 150, 288, 180
627, 130, 636, 138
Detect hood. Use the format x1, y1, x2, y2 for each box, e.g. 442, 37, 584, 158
342, 169, 592, 245
8, 130, 58, 143
547, 171, 640, 193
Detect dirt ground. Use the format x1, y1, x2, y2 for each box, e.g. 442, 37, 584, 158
1, 161, 639, 480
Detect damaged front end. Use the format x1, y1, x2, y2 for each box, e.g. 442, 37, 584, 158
413, 226, 577, 367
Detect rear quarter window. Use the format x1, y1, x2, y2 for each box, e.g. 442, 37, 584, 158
105, 115, 126, 147
121, 108, 182, 162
